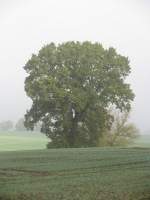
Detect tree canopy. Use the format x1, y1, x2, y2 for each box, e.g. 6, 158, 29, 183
24, 41, 134, 147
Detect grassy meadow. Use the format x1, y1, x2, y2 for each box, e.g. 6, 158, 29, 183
0, 131, 49, 151
132, 135, 150, 148
0, 131, 150, 152
0, 147, 150, 200
0, 133, 150, 199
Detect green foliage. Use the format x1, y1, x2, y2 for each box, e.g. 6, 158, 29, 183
24, 41, 134, 147
0, 148, 150, 200
99, 111, 139, 147
15, 118, 41, 132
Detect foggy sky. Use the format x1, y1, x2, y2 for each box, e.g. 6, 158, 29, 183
0, 0, 150, 132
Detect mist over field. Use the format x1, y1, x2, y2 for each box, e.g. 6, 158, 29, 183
0, 0, 150, 132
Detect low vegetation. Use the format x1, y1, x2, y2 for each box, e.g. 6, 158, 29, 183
99, 111, 139, 147
0, 147, 150, 200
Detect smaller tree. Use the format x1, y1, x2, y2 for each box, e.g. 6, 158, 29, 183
0, 121, 13, 131
99, 111, 139, 146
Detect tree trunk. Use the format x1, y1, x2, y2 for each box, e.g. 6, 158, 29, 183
68, 117, 78, 147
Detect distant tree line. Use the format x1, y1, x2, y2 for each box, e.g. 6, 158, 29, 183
0, 118, 41, 132
0, 121, 13, 131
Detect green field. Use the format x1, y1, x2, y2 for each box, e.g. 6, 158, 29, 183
0, 147, 150, 200
0, 132, 150, 152
133, 135, 150, 148
0, 133, 150, 199
0, 131, 49, 151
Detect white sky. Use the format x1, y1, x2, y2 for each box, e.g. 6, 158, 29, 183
0, 0, 150, 132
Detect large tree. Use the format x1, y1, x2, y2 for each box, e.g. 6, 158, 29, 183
24, 41, 134, 147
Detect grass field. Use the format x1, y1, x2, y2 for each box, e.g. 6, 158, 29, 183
0, 131, 49, 151
0, 147, 150, 200
133, 135, 150, 148
0, 133, 150, 199
0, 132, 150, 152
